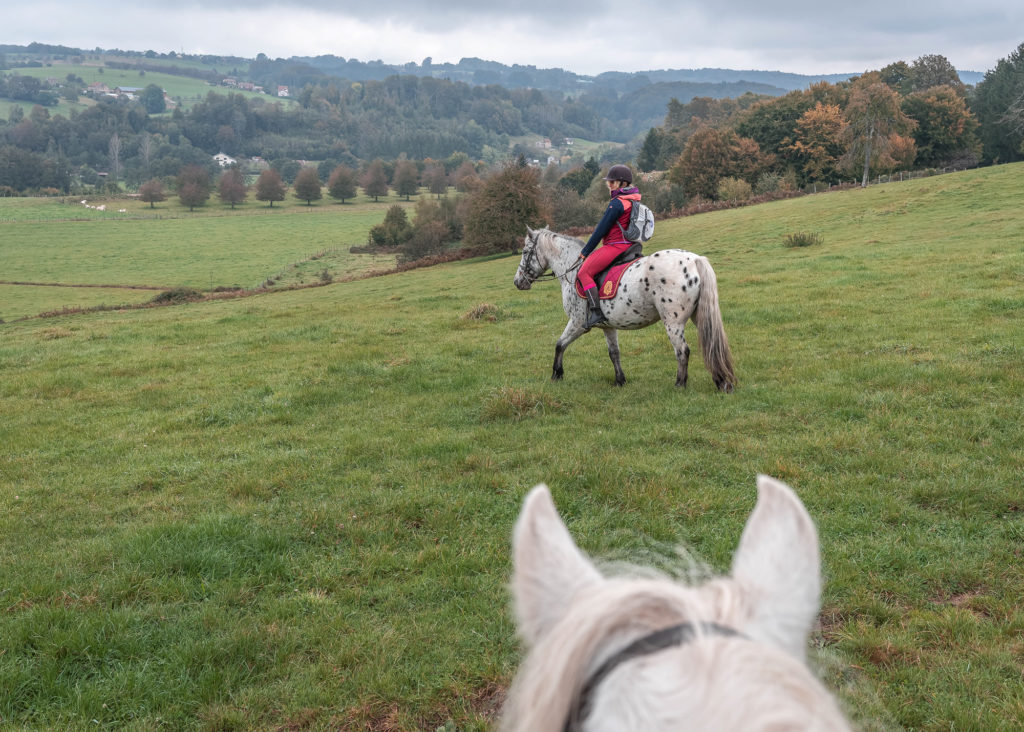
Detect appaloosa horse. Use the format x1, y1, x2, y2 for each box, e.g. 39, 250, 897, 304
501, 475, 851, 731
513, 227, 736, 391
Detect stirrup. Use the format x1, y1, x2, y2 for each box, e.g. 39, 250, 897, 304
584, 309, 607, 330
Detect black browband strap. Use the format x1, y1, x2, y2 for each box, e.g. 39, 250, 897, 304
564, 621, 745, 732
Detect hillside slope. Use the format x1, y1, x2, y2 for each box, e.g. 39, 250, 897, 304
0, 164, 1021, 729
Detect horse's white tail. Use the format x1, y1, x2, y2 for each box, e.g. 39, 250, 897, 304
694, 257, 736, 392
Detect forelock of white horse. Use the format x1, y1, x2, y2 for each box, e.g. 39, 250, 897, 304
501, 479, 851, 732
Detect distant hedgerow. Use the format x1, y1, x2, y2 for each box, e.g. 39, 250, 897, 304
150, 287, 204, 304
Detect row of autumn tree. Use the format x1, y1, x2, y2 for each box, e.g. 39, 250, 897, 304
130, 153, 631, 264
636, 50, 1024, 199
136, 156, 488, 211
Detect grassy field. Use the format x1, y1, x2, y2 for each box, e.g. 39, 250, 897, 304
1, 165, 1022, 729
3, 59, 280, 113
0, 193, 423, 320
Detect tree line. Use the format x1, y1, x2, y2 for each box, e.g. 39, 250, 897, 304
4, 46, 1021, 199
635, 50, 1024, 200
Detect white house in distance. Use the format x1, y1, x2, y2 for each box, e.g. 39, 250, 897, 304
277, 86, 290, 97
213, 153, 237, 167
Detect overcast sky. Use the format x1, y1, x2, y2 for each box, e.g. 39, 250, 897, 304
7, 1, 1022, 76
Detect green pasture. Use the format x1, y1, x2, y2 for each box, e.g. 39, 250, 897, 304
1, 165, 1023, 729
0, 284, 157, 321
5, 61, 278, 109
0, 94, 95, 120
0, 193, 419, 319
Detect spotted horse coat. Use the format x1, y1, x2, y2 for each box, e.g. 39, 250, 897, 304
513, 227, 736, 391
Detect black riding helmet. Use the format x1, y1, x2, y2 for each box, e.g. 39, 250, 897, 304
603, 164, 633, 184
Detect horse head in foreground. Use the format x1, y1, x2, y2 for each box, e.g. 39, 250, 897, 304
514, 227, 736, 391
502, 476, 851, 731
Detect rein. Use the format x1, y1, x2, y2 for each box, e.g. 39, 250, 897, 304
523, 233, 582, 284
564, 621, 744, 732
533, 258, 581, 283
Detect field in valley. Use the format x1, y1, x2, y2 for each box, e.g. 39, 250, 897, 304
0, 193, 419, 321
1, 165, 1022, 729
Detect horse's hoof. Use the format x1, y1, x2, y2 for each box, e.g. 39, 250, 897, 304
551, 372, 564, 382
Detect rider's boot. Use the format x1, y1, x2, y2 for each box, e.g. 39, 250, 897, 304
583, 287, 607, 331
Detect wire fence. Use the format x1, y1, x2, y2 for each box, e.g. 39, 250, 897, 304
806, 164, 980, 193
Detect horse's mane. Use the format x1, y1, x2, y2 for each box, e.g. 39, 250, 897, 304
502, 577, 741, 731
502, 575, 847, 732
537, 227, 585, 250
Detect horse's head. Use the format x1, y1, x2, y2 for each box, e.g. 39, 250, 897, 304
513, 227, 547, 291
502, 476, 851, 731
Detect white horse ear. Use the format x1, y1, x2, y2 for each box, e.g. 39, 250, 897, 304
730, 475, 822, 660
512, 485, 603, 646
526, 225, 536, 238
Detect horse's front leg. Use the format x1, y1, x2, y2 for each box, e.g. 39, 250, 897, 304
552, 320, 585, 381
604, 328, 626, 386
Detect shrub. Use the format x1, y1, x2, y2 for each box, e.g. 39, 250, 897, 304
399, 220, 449, 263
717, 176, 753, 202
783, 231, 824, 248
150, 287, 204, 304
755, 171, 790, 195
544, 185, 602, 231
369, 205, 413, 247
637, 175, 687, 216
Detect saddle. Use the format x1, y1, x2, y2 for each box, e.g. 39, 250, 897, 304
574, 243, 644, 300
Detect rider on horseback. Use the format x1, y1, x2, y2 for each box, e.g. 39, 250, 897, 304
577, 164, 642, 330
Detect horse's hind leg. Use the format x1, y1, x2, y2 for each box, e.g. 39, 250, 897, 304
662, 318, 691, 388
604, 329, 626, 386
552, 320, 585, 381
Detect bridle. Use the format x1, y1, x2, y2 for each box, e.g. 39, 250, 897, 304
564, 621, 745, 732
520, 234, 582, 284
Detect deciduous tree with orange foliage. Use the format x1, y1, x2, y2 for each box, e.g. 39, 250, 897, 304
668, 127, 771, 200
254, 168, 286, 207
783, 102, 848, 185
217, 166, 247, 209
841, 77, 917, 186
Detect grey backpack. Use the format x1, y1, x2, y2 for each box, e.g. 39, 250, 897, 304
617, 199, 655, 243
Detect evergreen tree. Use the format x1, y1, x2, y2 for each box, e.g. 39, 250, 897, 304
140, 84, 166, 114
971, 42, 1024, 164
558, 157, 601, 196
